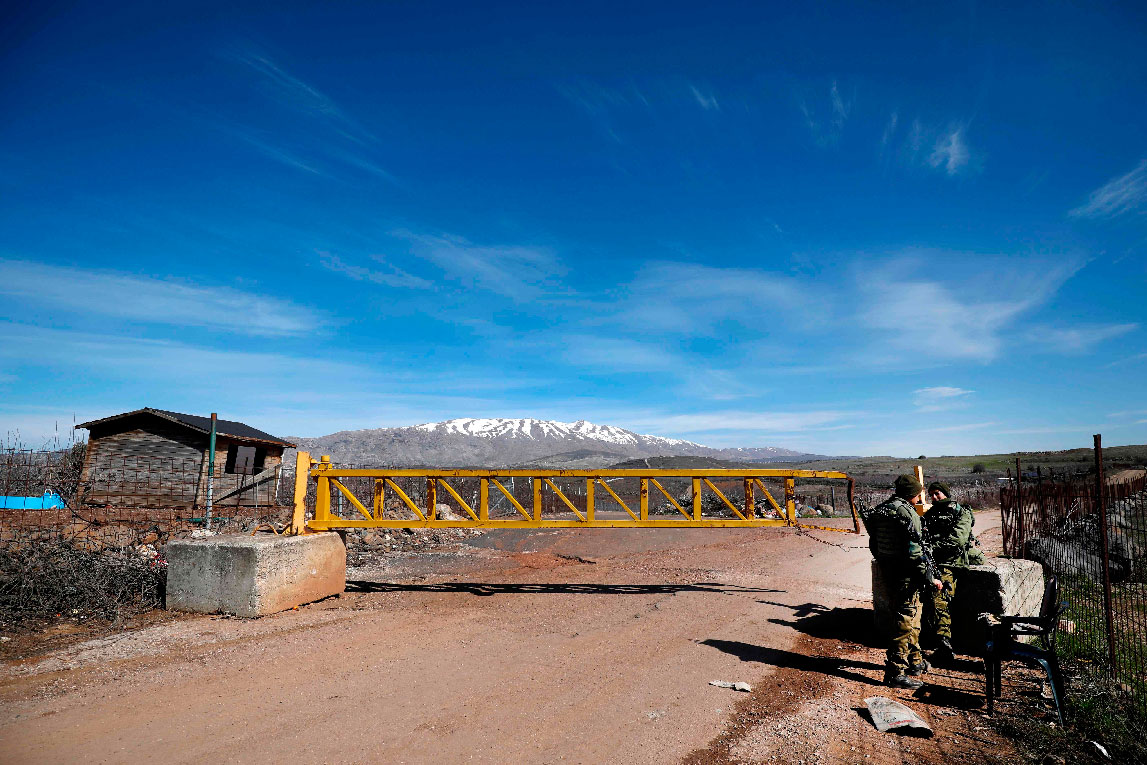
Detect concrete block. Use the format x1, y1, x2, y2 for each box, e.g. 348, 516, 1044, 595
871, 558, 1044, 653
166, 533, 346, 617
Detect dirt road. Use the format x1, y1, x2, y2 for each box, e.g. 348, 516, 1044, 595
1, 514, 1018, 764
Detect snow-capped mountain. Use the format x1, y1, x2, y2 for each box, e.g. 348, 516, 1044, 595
289, 417, 817, 468
414, 418, 699, 448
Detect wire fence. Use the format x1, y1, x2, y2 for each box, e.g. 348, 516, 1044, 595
0, 445, 293, 552
1, 444, 287, 511
0, 445, 86, 506
1000, 436, 1147, 720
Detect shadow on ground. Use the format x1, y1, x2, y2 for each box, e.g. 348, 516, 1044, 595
700, 638, 885, 686
758, 602, 884, 649
912, 681, 986, 711
347, 581, 784, 597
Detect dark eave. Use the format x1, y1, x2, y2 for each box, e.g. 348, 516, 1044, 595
76, 408, 296, 448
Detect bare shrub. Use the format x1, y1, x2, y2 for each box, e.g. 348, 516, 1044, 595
0, 541, 166, 623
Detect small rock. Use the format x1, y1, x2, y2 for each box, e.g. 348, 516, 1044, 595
709, 680, 752, 692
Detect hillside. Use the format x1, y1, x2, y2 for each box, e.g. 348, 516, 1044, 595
771, 444, 1147, 483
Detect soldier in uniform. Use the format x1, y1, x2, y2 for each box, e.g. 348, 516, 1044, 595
864, 474, 943, 689
923, 481, 984, 664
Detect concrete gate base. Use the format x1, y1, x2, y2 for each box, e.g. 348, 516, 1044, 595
871, 558, 1044, 654
166, 532, 346, 617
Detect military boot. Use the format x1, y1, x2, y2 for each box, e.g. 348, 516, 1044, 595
931, 638, 955, 665
884, 667, 923, 689
906, 658, 930, 676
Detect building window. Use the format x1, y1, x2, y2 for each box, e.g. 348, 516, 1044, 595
225, 445, 266, 475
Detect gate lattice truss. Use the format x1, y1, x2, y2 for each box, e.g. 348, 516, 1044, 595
290, 452, 860, 535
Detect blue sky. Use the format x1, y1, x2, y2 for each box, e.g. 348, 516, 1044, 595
1, 1, 1145, 456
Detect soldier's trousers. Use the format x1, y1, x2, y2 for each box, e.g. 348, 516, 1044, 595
879, 564, 923, 673
928, 567, 958, 641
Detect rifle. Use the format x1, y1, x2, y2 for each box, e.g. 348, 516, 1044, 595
908, 521, 950, 593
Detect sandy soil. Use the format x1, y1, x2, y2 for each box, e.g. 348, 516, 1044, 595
0, 512, 1027, 764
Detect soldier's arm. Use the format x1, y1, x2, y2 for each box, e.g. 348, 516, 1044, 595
953, 505, 974, 547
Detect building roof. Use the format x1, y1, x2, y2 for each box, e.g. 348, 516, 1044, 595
76, 408, 295, 448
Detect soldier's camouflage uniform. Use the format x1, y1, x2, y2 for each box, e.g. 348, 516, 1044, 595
923, 499, 984, 643
866, 495, 932, 676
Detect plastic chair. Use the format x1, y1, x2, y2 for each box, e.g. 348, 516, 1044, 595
984, 574, 1068, 725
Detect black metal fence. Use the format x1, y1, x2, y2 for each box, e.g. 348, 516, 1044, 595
1001, 436, 1147, 719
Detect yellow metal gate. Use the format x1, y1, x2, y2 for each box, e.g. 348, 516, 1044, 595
289, 452, 860, 535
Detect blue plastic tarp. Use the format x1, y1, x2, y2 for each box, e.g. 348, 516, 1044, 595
0, 491, 66, 509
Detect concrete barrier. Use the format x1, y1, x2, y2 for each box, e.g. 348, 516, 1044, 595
871, 558, 1044, 653
166, 532, 346, 617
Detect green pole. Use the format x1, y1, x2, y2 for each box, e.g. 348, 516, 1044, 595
206, 412, 217, 530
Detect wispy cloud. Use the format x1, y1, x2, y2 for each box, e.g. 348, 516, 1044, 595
857, 255, 1082, 362
928, 126, 970, 175
233, 50, 360, 133
1026, 323, 1138, 353
0, 259, 323, 336
880, 111, 899, 148
830, 80, 851, 130
926, 421, 997, 433
913, 386, 974, 412
0, 323, 367, 391
557, 80, 650, 144
800, 80, 852, 147
1108, 409, 1147, 419
690, 84, 720, 111
611, 261, 820, 337
396, 232, 567, 302
559, 335, 680, 371
1105, 351, 1147, 368
896, 119, 976, 176
229, 127, 327, 176
318, 251, 434, 290
222, 49, 397, 184
1069, 159, 1147, 219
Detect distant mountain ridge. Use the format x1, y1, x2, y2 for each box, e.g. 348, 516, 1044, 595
289, 417, 821, 468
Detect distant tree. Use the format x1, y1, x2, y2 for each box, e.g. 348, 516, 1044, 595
972, 463, 986, 474
918, 455, 926, 460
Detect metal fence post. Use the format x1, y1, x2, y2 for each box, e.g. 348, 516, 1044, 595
205, 413, 217, 530
1015, 458, 1024, 556
1094, 434, 1118, 673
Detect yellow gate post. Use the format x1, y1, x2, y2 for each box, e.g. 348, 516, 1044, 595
314, 455, 332, 524
290, 450, 313, 534
784, 478, 796, 525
